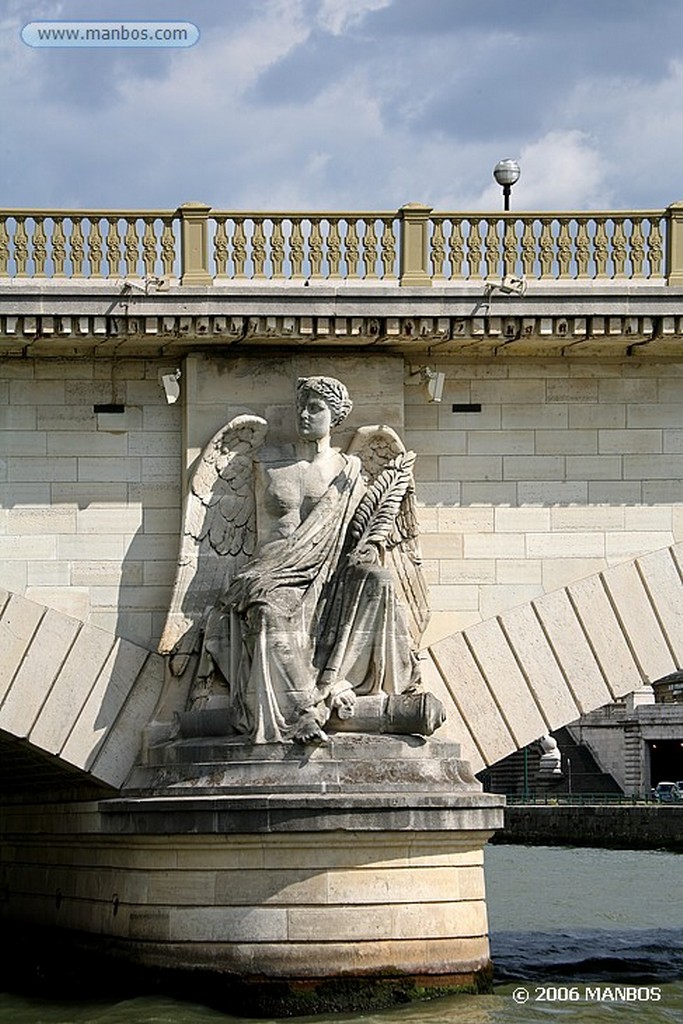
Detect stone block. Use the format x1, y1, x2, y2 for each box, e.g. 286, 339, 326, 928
428, 633, 515, 767
60, 639, 149, 773
606, 532, 674, 562
405, 429, 466, 455
498, 604, 581, 727
599, 429, 662, 454
600, 560, 677, 683
532, 588, 613, 713
527, 532, 605, 559
9, 380, 65, 405
517, 481, 588, 504
536, 430, 597, 455
566, 575, 642, 699
438, 507, 494, 532
502, 404, 567, 429
47, 432, 127, 457
87, 652, 166, 787
460, 482, 517, 505
541, 558, 607, 593
8, 457, 77, 482
24, 587, 90, 620
468, 430, 534, 455
464, 533, 525, 559
495, 508, 551, 532
550, 507, 624, 532
471, 380, 545, 404
77, 457, 141, 482
568, 404, 625, 429
0, 593, 44, 703
8, 507, 76, 535
439, 455, 502, 481
504, 456, 564, 481
664, 429, 683, 453
0, 608, 81, 738
627, 404, 682, 428
546, 379, 599, 403
0, 431, 47, 456
635, 547, 683, 665
566, 455, 623, 480
461, 619, 547, 748
0, 535, 56, 560
478, 584, 543, 621
29, 625, 116, 755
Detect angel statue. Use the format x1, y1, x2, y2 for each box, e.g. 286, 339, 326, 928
159, 375, 444, 744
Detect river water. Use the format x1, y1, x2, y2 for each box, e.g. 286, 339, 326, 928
1, 845, 681, 1024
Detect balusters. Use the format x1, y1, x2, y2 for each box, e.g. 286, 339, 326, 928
556, 218, 573, 278
308, 218, 323, 278
503, 217, 517, 276
345, 219, 360, 278
142, 218, 157, 277
106, 218, 122, 277
213, 218, 229, 277
647, 218, 663, 277
289, 218, 304, 278
0, 219, 9, 276
612, 218, 627, 278
70, 218, 84, 277
575, 217, 591, 278
363, 220, 377, 279
87, 219, 104, 277
538, 218, 554, 279
51, 218, 67, 276
252, 218, 267, 278
593, 219, 609, 278
467, 220, 483, 279
431, 219, 445, 280
630, 218, 645, 279
14, 217, 28, 276
483, 219, 498, 278
161, 218, 175, 278
448, 219, 465, 279
32, 218, 47, 276
124, 219, 139, 277
233, 218, 247, 279
326, 218, 341, 279
521, 219, 536, 277
380, 217, 396, 279
271, 219, 285, 278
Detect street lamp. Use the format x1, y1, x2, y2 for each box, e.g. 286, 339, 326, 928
493, 159, 520, 211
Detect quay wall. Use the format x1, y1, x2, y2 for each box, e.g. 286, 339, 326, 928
492, 804, 683, 851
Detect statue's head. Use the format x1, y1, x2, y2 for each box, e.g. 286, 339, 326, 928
296, 376, 353, 428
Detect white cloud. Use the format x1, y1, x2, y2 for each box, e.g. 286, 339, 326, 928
316, 0, 393, 36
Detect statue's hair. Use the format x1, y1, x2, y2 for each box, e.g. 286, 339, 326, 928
296, 376, 353, 427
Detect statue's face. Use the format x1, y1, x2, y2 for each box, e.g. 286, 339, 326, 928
296, 388, 333, 441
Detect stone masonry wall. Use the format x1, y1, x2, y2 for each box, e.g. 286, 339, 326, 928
0, 357, 182, 648
409, 359, 683, 646
1, 353, 682, 652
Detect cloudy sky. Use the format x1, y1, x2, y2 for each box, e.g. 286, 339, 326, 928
3, 0, 683, 213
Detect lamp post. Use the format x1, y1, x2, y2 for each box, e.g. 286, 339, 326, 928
493, 158, 521, 211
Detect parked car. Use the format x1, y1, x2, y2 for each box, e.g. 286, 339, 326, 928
652, 781, 683, 802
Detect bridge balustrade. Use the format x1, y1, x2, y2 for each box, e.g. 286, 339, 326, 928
1, 200, 682, 285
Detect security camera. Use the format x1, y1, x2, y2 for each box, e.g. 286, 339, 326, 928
411, 366, 445, 403
160, 369, 181, 404
485, 275, 527, 296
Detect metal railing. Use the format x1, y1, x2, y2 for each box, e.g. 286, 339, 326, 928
1, 200, 682, 285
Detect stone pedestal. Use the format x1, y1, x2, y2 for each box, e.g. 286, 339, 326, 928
0, 735, 503, 1016
105, 734, 503, 1013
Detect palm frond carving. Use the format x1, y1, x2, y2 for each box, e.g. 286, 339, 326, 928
348, 450, 416, 564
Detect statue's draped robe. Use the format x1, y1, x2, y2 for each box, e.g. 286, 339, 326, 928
202, 454, 419, 742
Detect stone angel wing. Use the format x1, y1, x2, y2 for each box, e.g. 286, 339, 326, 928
346, 425, 430, 647
158, 414, 268, 673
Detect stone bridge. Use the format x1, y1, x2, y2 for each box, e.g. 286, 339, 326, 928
1, 542, 680, 790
